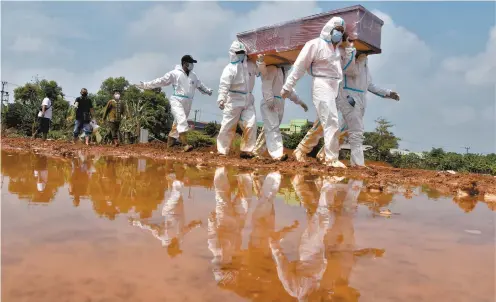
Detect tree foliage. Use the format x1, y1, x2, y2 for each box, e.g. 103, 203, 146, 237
3, 79, 68, 135
390, 149, 496, 175
282, 121, 315, 150
364, 117, 400, 161
205, 122, 221, 137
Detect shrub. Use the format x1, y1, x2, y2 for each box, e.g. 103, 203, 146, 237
186, 130, 215, 148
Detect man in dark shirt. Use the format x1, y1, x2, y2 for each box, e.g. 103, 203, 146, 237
73, 88, 95, 145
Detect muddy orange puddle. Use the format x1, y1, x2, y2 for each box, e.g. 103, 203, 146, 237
1, 150, 494, 302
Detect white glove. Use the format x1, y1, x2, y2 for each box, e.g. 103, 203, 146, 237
257, 54, 265, 63
280, 89, 290, 99
218, 100, 225, 110
300, 102, 308, 112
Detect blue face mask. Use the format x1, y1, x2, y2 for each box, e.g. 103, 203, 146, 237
237, 53, 246, 62
331, 30, 343, 44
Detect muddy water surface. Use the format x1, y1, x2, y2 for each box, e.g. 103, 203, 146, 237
1, 150, 494, 302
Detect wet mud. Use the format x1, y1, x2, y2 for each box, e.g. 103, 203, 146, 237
2, 137, 495, 201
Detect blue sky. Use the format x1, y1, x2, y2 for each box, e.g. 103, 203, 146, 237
1, 1, 495, 153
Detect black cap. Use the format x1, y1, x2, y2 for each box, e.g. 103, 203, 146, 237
181, 55, 197, 64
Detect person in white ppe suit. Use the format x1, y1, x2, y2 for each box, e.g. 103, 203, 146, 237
137, 55, 213, 152
269, 175, 334, 302
216, 40, 260, 159
335, 49, 400, 167
253, 57, 309, 161
130, 171, 202, 258
208, 166, 252, 285
281, 16, 353, 168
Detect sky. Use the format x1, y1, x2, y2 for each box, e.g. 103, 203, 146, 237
1, 1, 495, 154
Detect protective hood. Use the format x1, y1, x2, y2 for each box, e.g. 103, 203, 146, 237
320, 16, 346, 42
229, 40, 246, 63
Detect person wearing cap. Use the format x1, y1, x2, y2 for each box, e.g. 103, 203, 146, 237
103, 89, 127, 147
136, 55, 213, 152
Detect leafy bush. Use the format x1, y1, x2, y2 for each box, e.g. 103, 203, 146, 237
390, 148, 496, 175
186, 130, 215, 148
282, 121, 313, 150
47, 130, 71, 141
205, 122, 220, 137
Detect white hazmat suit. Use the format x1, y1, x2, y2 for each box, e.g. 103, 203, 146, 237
292, 45, 355, 163
140, 64, 213, 142
253, 62, 307, 160
336, 52, 399, 166
217, 41, 260, 157
282, 17, 352, 168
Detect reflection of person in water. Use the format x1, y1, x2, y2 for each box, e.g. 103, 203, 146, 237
69, 153, 92, 207
208, 166, 253, 286
33, 156, 48, 193
319, 179, 385, 301
269, 175, 335, 302
274, 177, 385, 301
130, 167, 201, 258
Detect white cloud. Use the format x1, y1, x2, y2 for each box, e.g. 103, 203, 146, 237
442, 26, 496, 87
10, 36, 73, 56
2, 2, 494, 153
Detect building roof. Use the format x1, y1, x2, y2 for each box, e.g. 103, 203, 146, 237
290, 119, 309, 125
279, 124, 290, 129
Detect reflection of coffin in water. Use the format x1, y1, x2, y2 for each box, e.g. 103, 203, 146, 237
237, 5, 384, 66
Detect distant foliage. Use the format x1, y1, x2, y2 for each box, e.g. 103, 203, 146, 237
363, 117, 400, 162
186, 130, 215, 148
282, 121, 315, 150
390, 149, 496, 175
205, 122, 221, 137
3, 79, 68, 136
1, 76, 173, 143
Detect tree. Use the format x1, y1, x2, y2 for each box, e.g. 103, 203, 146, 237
4, 79, 68, 135
92, 77, 173, 143
283, 121, 314, 150
364, 117, 400, 161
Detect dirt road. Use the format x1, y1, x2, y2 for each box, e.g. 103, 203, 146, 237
2, 137, 495, 201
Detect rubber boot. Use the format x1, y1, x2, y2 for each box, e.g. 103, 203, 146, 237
167, 136, 176, 148
328, 160, 347, 169
293, 148, 307, 162
278, 154, 288, 162
179, 133, 193, 152
317, 147, 325, 163
42, 133, 48, 141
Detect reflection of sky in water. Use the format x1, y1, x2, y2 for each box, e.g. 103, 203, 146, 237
1, 150, 494, 302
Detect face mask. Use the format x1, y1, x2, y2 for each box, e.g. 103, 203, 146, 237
114, 94, 120, 100
187, 63, 194, 71
331, 30, 343, 44
237, 53, 246, 62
